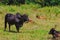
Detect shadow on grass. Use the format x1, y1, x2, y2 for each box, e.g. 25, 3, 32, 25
48, 37, 58, 40
4, 30, 34, 34
4, 30, 21, 33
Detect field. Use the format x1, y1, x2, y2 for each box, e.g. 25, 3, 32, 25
0, 4, 60, 40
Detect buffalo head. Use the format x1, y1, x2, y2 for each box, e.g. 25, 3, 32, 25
22, 14, 29, 23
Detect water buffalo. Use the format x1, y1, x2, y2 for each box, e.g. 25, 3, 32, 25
4, 13, 29, 32
49, 28, 60, 38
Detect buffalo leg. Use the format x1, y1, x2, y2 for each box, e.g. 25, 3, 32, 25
53, 35, 56, 38
15, 25, 19, 32
4, 21, 7, 31
9, 24, 11, 31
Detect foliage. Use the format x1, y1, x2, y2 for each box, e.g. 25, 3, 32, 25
0, 0, 60, 7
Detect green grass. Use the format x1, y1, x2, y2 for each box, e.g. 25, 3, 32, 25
0, 4, 60, 40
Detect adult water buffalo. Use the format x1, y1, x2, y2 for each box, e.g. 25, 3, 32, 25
4, 13, 29, 32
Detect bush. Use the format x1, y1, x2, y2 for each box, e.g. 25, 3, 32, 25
0, 0, 60, 6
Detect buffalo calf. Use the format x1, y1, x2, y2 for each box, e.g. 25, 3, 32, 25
49, 28, 60, 38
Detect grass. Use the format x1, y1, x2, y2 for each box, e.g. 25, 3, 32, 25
0, 4, 60, 40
